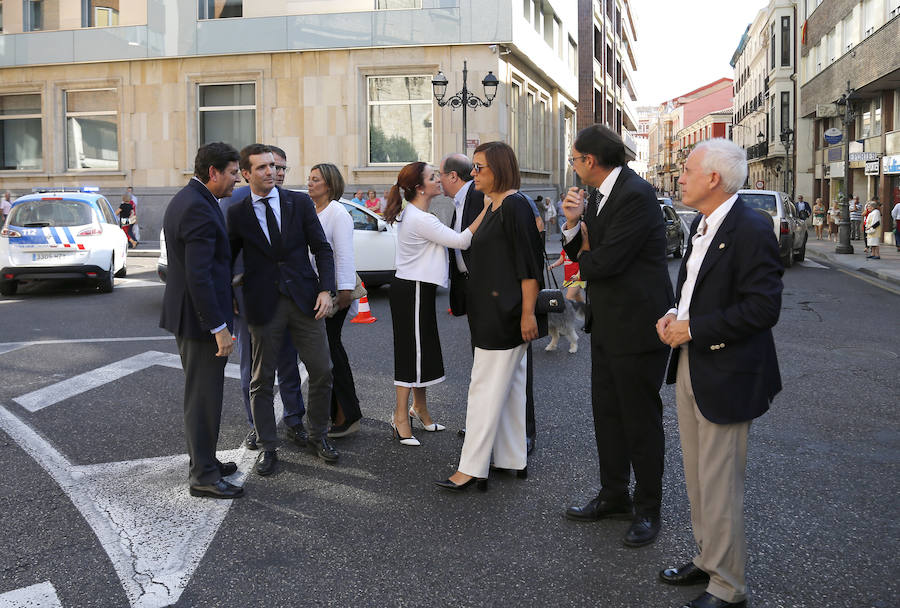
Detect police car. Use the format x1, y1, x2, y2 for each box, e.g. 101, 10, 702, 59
0, 188, 128, 296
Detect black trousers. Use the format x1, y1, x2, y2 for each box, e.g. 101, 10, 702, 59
176, 335, 228, 486
590, 337, 668, 517
326, 305, 362, 423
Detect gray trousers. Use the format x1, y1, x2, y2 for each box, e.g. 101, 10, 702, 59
850, 219, 861, 240
248, 295, 332, 451
176, 335, 228, 486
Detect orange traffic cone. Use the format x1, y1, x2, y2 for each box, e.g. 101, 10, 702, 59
351, 282, 377, 324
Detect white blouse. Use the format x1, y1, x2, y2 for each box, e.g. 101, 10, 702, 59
310, 200, 356, 291
395, 203, 472, 288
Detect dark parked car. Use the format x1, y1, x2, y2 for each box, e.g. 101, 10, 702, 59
660, 204, 684, 258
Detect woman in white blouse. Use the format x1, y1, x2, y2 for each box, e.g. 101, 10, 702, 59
307, 163, 364, 438
382, 162, 487, 446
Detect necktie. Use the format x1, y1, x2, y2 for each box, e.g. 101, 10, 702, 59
262, 197, 282, 253
593, 191, 605, 216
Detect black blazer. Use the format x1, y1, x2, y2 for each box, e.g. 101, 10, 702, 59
563, 166, 674, 355
666, 197, 784, 424
448, 182, 485, 316
159, 179, 234, 339
227, 187, 335, 325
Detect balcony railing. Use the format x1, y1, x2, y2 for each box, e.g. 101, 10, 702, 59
747, 141, 768, 160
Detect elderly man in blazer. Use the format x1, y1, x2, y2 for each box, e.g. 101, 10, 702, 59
561, 124, 674, 547
656, 139, 783, 608
160, 142, 243, 499
227, 144, 337, 477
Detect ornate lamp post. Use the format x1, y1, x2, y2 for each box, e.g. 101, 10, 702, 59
432, 60, 499, 152
780, 127, 794, 197
835, 81, 855, 254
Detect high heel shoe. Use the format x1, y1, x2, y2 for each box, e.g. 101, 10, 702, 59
390, 419, 420, 446
489, 464, 528, 479
434, 476, 488, 492
409, 408, 446, 432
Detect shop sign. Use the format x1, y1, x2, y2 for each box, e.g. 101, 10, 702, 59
849, 152, 880, 161
827, 147, 843, 162
824, 128, 843, 145
830, 161, 845, 178
883, 155, 900, 175
864, 160, 880, 175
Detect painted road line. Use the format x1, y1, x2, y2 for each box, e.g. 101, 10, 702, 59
0, 404, 254, 608
0, 336, 175, 352
798, 259, 827, 268
0, 581, 63, 607
116, 278, 164, 289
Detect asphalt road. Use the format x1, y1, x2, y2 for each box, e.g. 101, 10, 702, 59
0, 246, 897, 608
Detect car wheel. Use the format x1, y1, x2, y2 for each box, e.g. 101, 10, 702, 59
673, 237, 683, 258
782, 240, 794, 268
0, 281, 18, 296
98, 256, 115, 293
796, 233, 807, 262
115, 259, 127, 278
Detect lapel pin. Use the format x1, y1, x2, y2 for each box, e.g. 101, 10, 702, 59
718, 243, 726, 249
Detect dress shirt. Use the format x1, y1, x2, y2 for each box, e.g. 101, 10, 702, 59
395, 203, 473, 288
311, 201, 356, 291
892, 202, 900, 222
668, 194, 738, 338
189, 176, 227, 335
250, 187, 280, 245
452, 180, 474, 273
562, 165, 623, 243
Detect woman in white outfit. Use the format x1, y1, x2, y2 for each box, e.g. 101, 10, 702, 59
307, 163, 364, 437
864, 202, 882, 259
382, 162, 486, 446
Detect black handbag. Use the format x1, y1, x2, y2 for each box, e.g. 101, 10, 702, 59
536, 253, 564, 338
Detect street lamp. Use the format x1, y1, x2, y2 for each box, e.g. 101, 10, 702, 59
835, 81, 855, 254
432, 60, 499, 152
780, 127, 794, 197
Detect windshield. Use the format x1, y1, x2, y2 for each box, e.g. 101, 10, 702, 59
740, 193, 777, 216
8, 199, 95, 227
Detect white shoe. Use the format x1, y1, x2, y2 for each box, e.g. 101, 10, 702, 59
390, 421, 420, 446
409, 408, 446, 432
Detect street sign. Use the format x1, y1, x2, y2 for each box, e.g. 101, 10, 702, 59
466, 138, 479, 149
756, 180, 764, 188
816, 104, 839, 118
824, 128, 843, 145
865, 160, 880, 175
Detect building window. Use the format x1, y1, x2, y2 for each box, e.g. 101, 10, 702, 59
198, 0, 242, 19
780, 91, 790, 133
198, 83, 255, 150
0, 94, 43, 171
376, 0, 422, 8
780, 16, 790, 66
523, 0, 530, 22
510, 82, 520, 157
860, 108, 871, 139
568, 37, 577, 77
532, 0, 540, 34
770, 22, 776, 69
367, 75, 432, 165
65, 89, 118, 170
82, 1, 119, 27
873, 96, 882, 136
524, 91, 535, 169
23, 0, 53, 31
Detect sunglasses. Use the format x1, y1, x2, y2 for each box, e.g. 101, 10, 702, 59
472, 163, 490, 174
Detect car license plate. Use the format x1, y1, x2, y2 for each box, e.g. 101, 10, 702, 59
32, 252, 73, 261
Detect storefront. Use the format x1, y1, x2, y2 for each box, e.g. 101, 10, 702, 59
883, 154, 899, 246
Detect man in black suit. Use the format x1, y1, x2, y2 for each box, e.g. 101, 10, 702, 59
228, 144, 338, 476
561, 125, 673, 547
160, 142, 243, 499
441, 153, 539, 454
656, 139, 782, 608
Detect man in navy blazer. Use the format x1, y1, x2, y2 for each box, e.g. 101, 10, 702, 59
656, 139, 783, 608
227, 144, 338, 476
160, 142, 243, 499
561, 125, 674, 548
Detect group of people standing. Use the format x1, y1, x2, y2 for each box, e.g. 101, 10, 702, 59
811, 194, 889, 258
160, 125, 784, 608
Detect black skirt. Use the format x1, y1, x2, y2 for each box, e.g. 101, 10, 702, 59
389, 277, 445, 387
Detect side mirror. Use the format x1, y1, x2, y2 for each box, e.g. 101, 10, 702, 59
377, 219, 387, 232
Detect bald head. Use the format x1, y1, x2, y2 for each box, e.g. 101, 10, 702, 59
439, 153, 474, 198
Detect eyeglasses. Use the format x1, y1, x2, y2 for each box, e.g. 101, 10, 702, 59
567, 155, 588, 166
472, 163, 490, 174
275, 165, 289, 173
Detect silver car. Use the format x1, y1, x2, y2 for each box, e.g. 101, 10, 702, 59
736, 189, 808, 268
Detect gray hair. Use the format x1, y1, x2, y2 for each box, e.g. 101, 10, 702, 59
693, 138, 748, 194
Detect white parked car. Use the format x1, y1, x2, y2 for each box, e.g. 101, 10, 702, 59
0, 188, 128, 295
156, 196, 397, 288
736, 189, 808, 268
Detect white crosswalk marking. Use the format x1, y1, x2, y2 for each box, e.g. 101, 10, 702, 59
798, 259, 827, 268
0, 582, 63, 608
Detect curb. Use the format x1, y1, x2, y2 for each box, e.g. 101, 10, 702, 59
805, 250, 900, 289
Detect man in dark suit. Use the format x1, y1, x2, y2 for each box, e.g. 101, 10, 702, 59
228, 144, 337, 477
561, 124, 673, 547
219, 146, 307, 451
656, 139, 782, 608
160, 142, 243, 499
441, 153, 539, 454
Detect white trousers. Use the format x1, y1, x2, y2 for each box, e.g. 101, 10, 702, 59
458, 344, 528, 478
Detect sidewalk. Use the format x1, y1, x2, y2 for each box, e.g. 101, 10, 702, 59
804, 233, 900, 287
129, 241, 161, 258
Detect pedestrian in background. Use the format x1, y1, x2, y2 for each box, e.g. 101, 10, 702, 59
436, 141, 541, 492
795, 195, 811, 221
657, 137, 783, 608
127, 186, 141, 242
383, 161, 486, 447
117, 193, 138, 248
849, 195, 862, 240
555, 194, 566, 237
828, 200, 841, 242
812, 197, 826, 240
1, 191, 12, 223
891, 197, 900, 252
365, 189, 382, 214
865, 201, 882, 260
351, 190, 365, 205
307, 162, 364, 438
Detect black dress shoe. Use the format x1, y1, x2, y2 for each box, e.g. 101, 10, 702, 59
189, 478, 244, 499
285, 421, 308, 447
244, 429, 258, 450
457, 428, 466, 437
217, 460, 238, 477
565, 495, 633, 522
254, 450, 278, 476
308, 437, 339, 462
489, 464, 528, 479
526, 435, 535, 454
680, 591, 746, 608
434, 477, 488, 492
623, 514, 660, 547
659, 562, 710, 586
